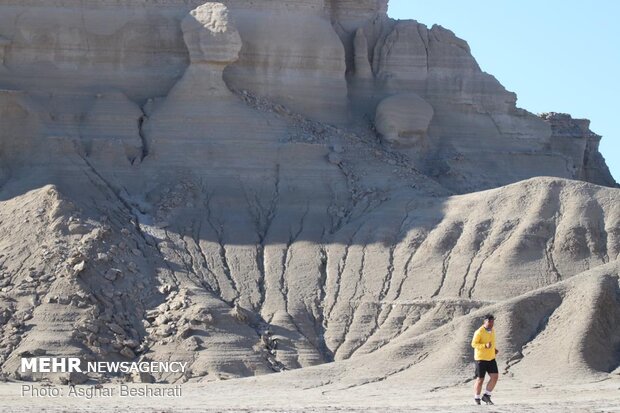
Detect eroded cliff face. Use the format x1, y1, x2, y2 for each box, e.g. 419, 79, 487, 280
542, 112, 617, 188
0, 0, 618, 386
1, 0, 613, 190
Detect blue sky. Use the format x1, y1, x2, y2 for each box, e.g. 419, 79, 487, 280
388, 0, 619, 183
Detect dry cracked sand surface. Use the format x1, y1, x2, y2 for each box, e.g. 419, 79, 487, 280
0, 0, 619, 411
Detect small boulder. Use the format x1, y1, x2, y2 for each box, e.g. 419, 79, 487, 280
72, 261, 86, 276
375, 93, 434, 146
107, 322, 125, 335
119, 346, 136, 359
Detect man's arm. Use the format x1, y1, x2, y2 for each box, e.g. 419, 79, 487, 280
471, 329, 486, 350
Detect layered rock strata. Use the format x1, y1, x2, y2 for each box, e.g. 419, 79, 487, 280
0, 0, 617, 386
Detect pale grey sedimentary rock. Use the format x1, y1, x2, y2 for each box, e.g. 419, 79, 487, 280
375, 93, 434, 146
0, 0, 617, 389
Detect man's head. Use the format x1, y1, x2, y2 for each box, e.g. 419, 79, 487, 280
483, 314, 495, 329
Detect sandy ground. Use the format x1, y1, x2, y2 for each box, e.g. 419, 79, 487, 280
1, 376, 619, 412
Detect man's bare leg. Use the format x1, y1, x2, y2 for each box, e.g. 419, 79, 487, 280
474, 377, 484, 396
480, 373, 499, 405
486, 373, 498, 392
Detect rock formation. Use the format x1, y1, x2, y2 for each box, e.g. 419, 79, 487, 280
0, 0, 618, 389
542, 112, 617, 188
375, 93, 434, 146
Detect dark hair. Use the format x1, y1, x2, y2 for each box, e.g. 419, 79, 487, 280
484, 314, 495, 321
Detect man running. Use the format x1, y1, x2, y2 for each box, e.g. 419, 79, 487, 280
471, 314, 499, 405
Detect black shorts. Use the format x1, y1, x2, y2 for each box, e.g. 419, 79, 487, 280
474, 359, 498, 378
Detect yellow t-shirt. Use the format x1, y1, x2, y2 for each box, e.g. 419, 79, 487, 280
471, 325, 496, 361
